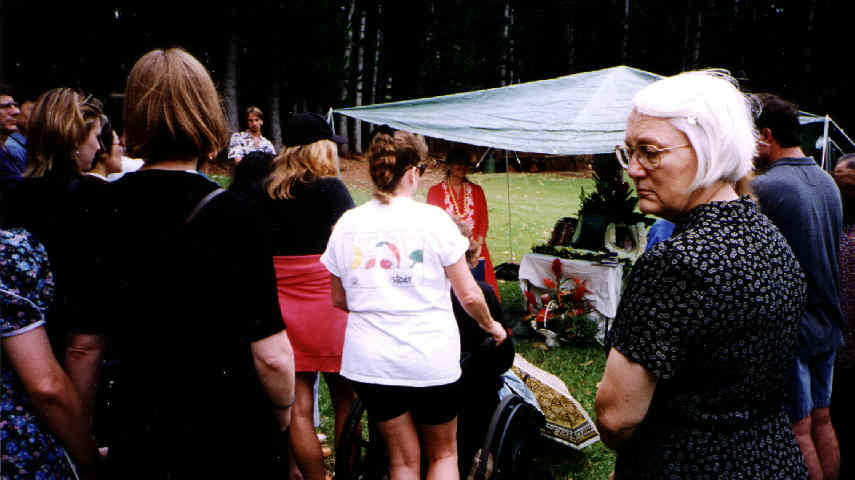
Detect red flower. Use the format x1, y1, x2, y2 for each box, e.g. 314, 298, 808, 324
535, 308, 548, 325
551, 258, 563, 282
543, 278, 556, 289
572, 278, 588, 301
524, 290, 539, 313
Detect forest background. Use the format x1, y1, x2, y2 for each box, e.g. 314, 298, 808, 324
2, 0, 854, 154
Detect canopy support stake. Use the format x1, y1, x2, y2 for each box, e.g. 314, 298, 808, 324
506, 150, 513, 262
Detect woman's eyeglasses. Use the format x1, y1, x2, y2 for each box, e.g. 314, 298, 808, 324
413, 163, 427, 176
615, 143, 691, 170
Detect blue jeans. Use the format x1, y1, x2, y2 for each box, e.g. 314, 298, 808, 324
786, 350, 836, 422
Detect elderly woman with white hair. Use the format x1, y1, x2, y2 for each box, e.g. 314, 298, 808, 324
595, 71, 809, 479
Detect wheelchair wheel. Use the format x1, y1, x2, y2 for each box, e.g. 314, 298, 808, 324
334, 398, 389, 480
469, 394, 545, 480
493, 399, 543, 478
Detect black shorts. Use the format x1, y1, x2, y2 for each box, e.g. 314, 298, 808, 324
351, 379, 462, 425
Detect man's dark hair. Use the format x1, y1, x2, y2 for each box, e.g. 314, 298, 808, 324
0, 83, 12, 97
754, 93, 802, 148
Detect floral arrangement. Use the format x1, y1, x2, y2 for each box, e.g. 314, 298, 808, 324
524, 258, 598, 345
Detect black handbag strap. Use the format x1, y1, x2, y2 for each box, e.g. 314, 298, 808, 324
184, 188, 226, 225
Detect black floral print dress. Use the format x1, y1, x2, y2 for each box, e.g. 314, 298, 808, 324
1, 229, 75, 479
608, 198, 809, 479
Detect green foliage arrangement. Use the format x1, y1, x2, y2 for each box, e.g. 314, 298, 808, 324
531, 244, 618, 263
577, 155, 649, 226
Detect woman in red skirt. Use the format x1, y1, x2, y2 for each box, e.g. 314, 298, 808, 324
257, 112, 355, 480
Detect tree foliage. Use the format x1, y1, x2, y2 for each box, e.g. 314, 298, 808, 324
3, 0, 853, 146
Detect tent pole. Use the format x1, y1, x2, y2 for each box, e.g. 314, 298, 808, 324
327, 108, 342, 178
821, 115, 830, 170
477, 147, 493, 168
506, 150, 513, 262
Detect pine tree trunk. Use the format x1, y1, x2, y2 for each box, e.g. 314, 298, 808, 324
692, 5, 703, 67
564, 3, 575, 73
223, 30, 240, 133
803, 0, 817, 94
269, 65, 282, 151
338, 0, 357, 154
352, 5, 367, 154
622, 0, 631, 63
374, 0, 387, 103
500, 0, 511, 86
371, 0, 383, 105
508, 2, 515, 84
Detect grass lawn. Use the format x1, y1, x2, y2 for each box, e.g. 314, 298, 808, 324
324, 172, 615, 479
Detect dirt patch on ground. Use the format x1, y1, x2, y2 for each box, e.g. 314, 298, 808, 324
201, 152, 593, 184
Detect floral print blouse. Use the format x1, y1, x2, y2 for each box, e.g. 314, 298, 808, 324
608, 198, 808, 479
226, 131, 276, 160
1, 228, 74, 479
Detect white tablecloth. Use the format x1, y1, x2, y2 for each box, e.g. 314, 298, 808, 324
518, 253, 622, 319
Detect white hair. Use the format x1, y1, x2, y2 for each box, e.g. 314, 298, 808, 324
632, 70, 758, 192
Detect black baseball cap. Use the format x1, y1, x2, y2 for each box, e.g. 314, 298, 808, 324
285, 112, 346, 146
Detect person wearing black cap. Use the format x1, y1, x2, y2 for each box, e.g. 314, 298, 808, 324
256, 112, 353, 480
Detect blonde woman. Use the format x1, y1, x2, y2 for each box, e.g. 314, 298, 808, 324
4, 88, 106, 360
258, 112, 354, 480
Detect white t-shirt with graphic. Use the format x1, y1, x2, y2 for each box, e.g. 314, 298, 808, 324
321, 197, 469, 386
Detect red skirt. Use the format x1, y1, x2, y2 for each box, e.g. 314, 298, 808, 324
274, 254, 347, 372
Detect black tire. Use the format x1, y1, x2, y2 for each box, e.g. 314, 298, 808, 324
493, 401, 543, 479
474, 395, 545, 480
334, 398, 389, 480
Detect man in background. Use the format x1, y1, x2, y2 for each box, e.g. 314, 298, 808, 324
227, 106, 276, 164
752, 93, 843, 480
0, 83, 24, 190
4, 99, 31, 167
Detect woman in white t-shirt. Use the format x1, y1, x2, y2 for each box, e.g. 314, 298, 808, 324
321, 129, 507, 480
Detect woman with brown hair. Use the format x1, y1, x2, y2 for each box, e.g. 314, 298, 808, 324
257, 112, 354, 480
321, 129, 506, 480
64, 47, 296, 479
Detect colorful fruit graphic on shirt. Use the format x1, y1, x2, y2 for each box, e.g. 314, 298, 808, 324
409, 249, 424, 268
351, 245, 363, 269
376, 241, 401, 269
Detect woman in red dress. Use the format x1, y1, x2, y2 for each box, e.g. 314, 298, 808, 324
258, 113, 355, 480
427, 147, 500, 299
